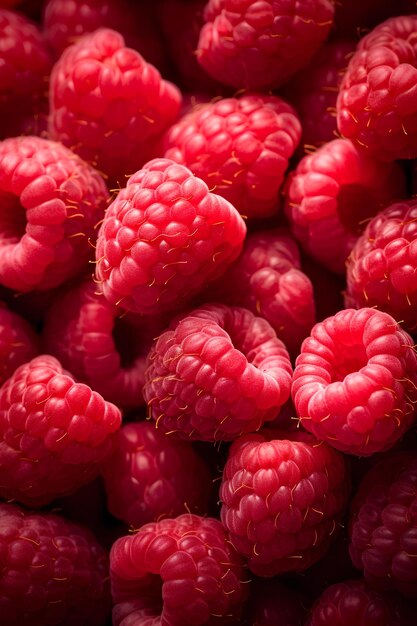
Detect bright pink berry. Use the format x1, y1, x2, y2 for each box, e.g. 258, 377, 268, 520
143, 303, 292, 441
110, 514, 248, 625
196, 0, 335, 90
284, 138, 406, 274
292, 308, 417, 456
0, 301, 38, 385
102, 421, 212, 527
337, 15, 417, 161
0, 354, 121, 507
345, 200, 417, 333
163, 94, 301, 220
95, 158, 246, 316
0, 136, 109, 292
48, 28, 181, 184
220, 430, 349, 576
0, 501, 111, 625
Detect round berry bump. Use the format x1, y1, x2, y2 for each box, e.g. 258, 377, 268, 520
337, 15, 417, 161
48, 28, 181, 184
95, 159, 247, 316
220, 430, 349, 577
0, 501, 111, 625
0, 354, 121, 507
110, 514, 248, 625
101, 421, 212, 527
0, 136, 109, 293
196, 0, 335, 90
0, 302, 39, 386
143, 303, 293, 442
284, 138, 406, 274
163, 94, 301, 220
349, 453, 417, 599
292, 308, 417, 456
345, 200, 417, 333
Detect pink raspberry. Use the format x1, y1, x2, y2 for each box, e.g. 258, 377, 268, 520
163, 94, 301, 220
345, 200, 417, 333
220, 429, 349, 576
0, 354, 121, 507
0, 501, 111, 626
349, 453, 417, 598
337, 15, 417, 161
102, 421, 212, 528
0, 9, 51, 139
95, 158, 246, 316
143, 303, 292, 441
48, 28, 181, 185
0, 136, 109, 292
0, 301, 38, 385
110, 514, 248, 626
284, 138, 406, 274
204, 229, 316, 357
292, 308, 417, 456
196, 0, 335, 90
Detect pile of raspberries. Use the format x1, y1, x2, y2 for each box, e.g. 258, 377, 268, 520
2, 1, 417, 625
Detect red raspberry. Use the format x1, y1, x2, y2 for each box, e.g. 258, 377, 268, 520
102, 421, 212, 528
0, 136, 109, 292
204, 229, 316, 357
0, 501, 111, 626
163, 94, 301, 220
220, 430, 349, 577
48, 28, 181, 185
143, 303, 292, 442
0, 9, 51, 139
349, 453, 417, 598
196, 0, 335, 90
284, 138, 406, 274
42, 278, 163, 410
0, 301, 38, 385
247, 578, 309, 626
110, 514, 248, 625
95, 158, 246, 316
337, 15, 417, 161
0, 354, 121, 507
292, 308, 417, 456
345, 200, 417, 334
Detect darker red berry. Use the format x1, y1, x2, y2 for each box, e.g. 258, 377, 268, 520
0, 301, 38, 386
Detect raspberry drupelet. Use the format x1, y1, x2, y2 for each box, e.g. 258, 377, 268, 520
0, 136, 109, 293
48, 28, 181, 185
110, 514, 248, 626
196, 0, 335, 90
0, 354, 121, 507
292, 308, 417, 456
0, 301, 38, 385
143, 303, 292, 442
95, 158, 246, 316
163, 94, 301, 220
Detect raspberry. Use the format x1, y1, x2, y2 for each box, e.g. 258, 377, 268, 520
48, 28, 181, 185
0, 501, 111, 626
0, 136, 109, 292
102, 421, 212, 528
349, 453, 417, 598
203, 229, 316, 357
0, 301, 39, 386
284, 138, 406, 274
345, 200, 417, 333
337, 15, 417, 161
110, 514, 248, 625
292, 308, 417, 456
143, 303, 292, 441
220, 430, 349, 576
0, 354, 121, 507
0, 9, 51, 139
163, 94, 301, 220
95, 158, 246, 316
196, 0, 335, 90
